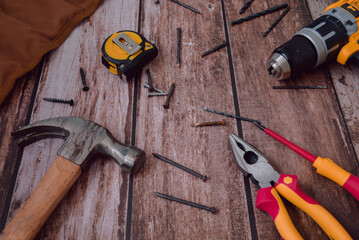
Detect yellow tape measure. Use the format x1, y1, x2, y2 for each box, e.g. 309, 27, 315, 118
101, 30, 158, 80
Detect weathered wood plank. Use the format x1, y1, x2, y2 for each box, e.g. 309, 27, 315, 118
3, 0, 140, 239
0, 65, 41, 230
226, 0, 359, 239
2, 0, 359, 239
130, 0, 251, 239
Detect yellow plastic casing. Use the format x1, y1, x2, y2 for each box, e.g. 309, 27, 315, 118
102, 31, 155, 76
324, 0, 359, 64
325, 0, 359, 15
337, 32, 359, 64
103, 31, 142, 75
104, 31, 142, 59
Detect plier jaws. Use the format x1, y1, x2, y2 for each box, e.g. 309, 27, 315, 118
229, 134, 353, 240
229, 134, 279, 188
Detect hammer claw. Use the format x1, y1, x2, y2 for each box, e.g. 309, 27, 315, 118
11, 116, 146, 172
13, 131, 68, 147
2, 116, 146, 240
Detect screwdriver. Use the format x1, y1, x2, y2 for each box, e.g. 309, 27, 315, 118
204, 107, 359, 201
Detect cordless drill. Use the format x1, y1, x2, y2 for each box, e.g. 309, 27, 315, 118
267, 0, 359, 80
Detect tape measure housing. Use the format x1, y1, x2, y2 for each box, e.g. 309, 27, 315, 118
101, 30, 158, 80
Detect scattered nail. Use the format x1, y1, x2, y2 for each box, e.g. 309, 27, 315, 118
153, 192, 216, 213
177, 28, 182, 67
147, 92, 168, 97
80, 67, 89, 91
263, 6, 290, 37
201, 42, 227, 57
231, 3, 288, 26
163, 83, 175, 109
146, 69, 155, 92
191, 119, 226, 127
43, 98, 74, 106
152, 153, 207, 181
239, 0, 254, 14
170, 0, 201, 14
272, 86, 327, 89
144, 82, 165, 93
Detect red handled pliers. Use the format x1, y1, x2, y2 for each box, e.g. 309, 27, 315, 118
229, 134, 352, 240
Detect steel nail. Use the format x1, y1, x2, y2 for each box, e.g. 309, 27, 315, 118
152, 153, 206, 181
231, 3, 288, 26
147, 92, 168, 97
153, 192, 216, 213
177, 28, 182, 66
201, 41, 227, 57
272, 86, 327, 89
170, 0, 201, 14
43, 98, 74, 106
144, 82, 165, 93
163, 82, 175, 109
239, 0, 254, 14
146, 69, 155, 92
80, 67, 89, 91
263, 6, 291, 37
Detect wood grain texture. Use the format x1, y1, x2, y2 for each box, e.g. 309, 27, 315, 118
1, 0, 359, 239
225, 0, 359, 239
1, 156, 82, 240
3, 0, 140, 239
0, 65, 42, 229
131, 0, 251, 239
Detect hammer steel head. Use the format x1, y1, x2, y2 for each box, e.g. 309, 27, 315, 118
12, 117, 145, 173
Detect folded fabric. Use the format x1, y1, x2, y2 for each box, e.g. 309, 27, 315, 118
0, 0, 101, 105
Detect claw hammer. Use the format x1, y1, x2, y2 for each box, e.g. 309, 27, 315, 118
0, 116, 146, 240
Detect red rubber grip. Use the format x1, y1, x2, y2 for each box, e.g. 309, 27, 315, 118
256, 187, 281, 219
274, 174, 318, 204
343, 174, 359, 201
256, 186, 303, 239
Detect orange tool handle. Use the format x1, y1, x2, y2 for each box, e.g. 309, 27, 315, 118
313, 156, 359, 201
0, 156, 82, 240
274, 174, 352, 240
256, 187, 303, 240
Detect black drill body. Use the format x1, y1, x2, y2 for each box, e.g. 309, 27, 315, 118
267, 1, 359, 80
274, 15, 348, 75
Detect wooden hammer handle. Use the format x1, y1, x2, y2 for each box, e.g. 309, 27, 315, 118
0, 156, 82, 240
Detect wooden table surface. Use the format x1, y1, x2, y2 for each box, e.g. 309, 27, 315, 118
1, 0, 359, 239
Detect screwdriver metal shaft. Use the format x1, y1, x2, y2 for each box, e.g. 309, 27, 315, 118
203, 107, 261, 124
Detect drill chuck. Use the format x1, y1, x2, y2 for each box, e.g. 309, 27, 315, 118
267, 5, 358, 80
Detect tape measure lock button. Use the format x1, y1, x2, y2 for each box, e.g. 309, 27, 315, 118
101, 30, 158, 80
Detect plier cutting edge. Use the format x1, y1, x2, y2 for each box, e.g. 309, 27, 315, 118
229, 134, 352, 240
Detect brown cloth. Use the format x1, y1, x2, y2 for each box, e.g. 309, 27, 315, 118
0, 0, 101, 105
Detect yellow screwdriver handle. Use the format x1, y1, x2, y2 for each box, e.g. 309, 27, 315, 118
313, 156, 359, 201
274, 174, 352, 240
